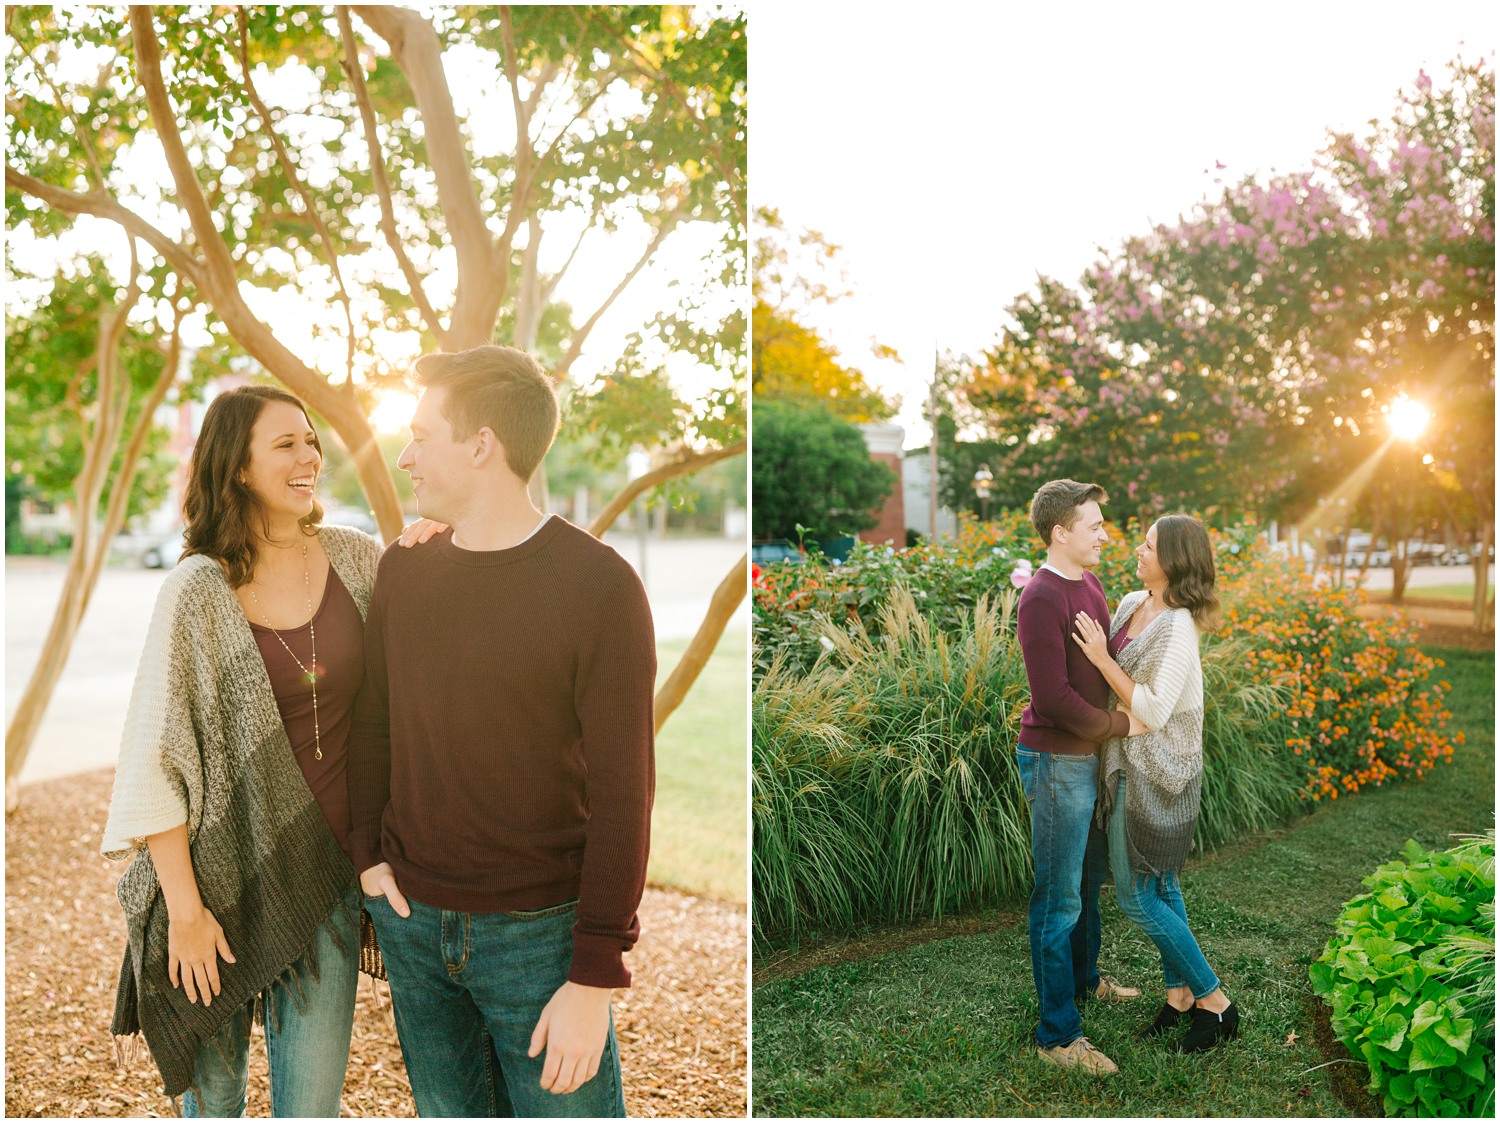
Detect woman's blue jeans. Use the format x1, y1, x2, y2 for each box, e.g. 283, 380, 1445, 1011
367, 893, 626, 1118
1016, 747, 1109, 1049
180, 886, 361, 1117
1108, 776, 1220, 998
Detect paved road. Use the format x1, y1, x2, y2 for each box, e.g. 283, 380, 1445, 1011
1347, 563, 1491, 591
6, 534, 748, 787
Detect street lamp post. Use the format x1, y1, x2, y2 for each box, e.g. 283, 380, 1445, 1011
972, 464, 993, 522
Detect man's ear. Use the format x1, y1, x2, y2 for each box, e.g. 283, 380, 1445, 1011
472, 426, 500, 468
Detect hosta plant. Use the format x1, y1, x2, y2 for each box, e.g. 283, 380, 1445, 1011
1310, 833, 1496, 1117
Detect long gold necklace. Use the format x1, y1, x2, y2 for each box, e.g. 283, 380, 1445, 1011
248, 541, 323, 761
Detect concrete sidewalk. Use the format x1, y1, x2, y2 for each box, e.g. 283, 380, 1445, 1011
5, 534, 747, 787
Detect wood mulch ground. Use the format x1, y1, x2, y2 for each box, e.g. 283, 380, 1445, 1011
4, 769, 746, 1118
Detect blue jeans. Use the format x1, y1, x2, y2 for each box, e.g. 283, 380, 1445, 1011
1108, 776, 1220, 997
367, 894, 626, 1118
1016, 746, 1108, 1049
181, 886, 361, 1117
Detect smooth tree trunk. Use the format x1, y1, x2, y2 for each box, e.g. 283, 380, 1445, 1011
652, 554, 747, 733
6, 291, 181, 807
1474, 521, 1494, 633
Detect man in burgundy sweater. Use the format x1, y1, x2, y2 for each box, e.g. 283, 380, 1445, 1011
1015, 479, 1141, 1076
349, 345, 653, 1117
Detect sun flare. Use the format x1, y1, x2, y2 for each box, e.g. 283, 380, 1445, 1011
1385, 395, 1432, 443
369, 390, 419, 436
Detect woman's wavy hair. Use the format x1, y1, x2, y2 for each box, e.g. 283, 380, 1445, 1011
181, 385, 323, 588
1156, 514, 1221, 632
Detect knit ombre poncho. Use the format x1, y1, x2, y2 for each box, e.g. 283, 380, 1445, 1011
100, 524, 380, 1098
1096, 590, 1206, 876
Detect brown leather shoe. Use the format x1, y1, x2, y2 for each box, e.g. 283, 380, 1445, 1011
1036, 1036, 1120, 1075
1092, 975, 1141, 1003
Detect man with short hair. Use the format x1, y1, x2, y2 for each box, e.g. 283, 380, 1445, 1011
1015, 479, 1141, 1075
349, 344, 654, 1117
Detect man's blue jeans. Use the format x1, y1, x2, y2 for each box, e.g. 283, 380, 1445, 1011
367, 894, 626, 1118
1108, 776, 1220, 997
1016, 747, 1108, 1048
181, 885, 361, 1117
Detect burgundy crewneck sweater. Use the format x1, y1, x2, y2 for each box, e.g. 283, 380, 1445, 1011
348, 519, 656, 989
1016, 566, 1130, 754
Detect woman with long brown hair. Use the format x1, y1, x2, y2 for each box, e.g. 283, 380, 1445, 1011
1070, 514, 1241, 1054
101, 385, 401, 1114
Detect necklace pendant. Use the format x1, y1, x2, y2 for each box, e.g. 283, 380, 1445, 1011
314, 748, 323, 761
304, 670, 318, 685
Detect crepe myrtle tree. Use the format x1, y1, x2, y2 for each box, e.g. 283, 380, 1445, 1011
940, 59, 1492, 622
3, 251, 202, 807
4, 4, 747, 791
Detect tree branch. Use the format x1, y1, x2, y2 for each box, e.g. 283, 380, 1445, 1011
588, 440, 745, 538
4, 165, 202, 281
238, 9, 357, 384
335, 5, 443, 343
128, 7, 238, 285
652, 552, 747, 734
353, 3, 504, 343
544, 205, 598, 301
37, 69, 106, 190
531, 78, 614, 195
86, 296, 187, 597
585, 10, 744, 226
553, 195, 688, 381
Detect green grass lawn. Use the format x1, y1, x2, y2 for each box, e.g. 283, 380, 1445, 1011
1370, 581, 1494, 605
648, 627, 747, 902
751, 645, 1494, 1117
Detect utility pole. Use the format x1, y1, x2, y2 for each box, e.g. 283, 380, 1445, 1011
929, 348, 939, 540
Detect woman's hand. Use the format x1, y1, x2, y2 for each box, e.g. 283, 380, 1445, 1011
1072, 612, 1111, 667
398, 518, 449, 547
167, 904, 235, 1006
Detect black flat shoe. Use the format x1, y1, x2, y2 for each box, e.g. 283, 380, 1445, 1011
1178, 1002, 1240, 1052
1139, 1002, 1190, 1039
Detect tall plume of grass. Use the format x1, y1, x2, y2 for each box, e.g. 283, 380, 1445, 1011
1196, 636, 1302, 851
752, 588, 1033, 947
754, 585, 1321, 948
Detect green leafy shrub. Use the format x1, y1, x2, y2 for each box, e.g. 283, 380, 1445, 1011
1310, 833, 1496, 1117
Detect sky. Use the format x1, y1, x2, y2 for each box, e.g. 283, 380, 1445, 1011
750, 0, 1495, 447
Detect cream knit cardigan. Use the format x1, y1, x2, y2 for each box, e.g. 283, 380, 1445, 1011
102, 524, 380, 854
1097, 590, 1206, 875
101, 524, 380, 1098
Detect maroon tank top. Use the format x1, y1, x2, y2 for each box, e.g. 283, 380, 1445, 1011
250, 565, 363, 858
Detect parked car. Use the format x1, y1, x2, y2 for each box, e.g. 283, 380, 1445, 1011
751, 539, 805, 566
1403, 540, 1446, 566
142, 534, 185, 569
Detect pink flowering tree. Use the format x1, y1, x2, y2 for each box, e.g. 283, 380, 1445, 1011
947, 58, 1493, 623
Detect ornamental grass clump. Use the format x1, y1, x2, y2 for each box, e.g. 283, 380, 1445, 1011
1310, 831, 1496, 1118
1195, 635, 1302, 850
752, 587, 1032, 946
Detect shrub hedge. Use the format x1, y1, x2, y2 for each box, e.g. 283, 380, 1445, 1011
751, 514, 1464, 944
